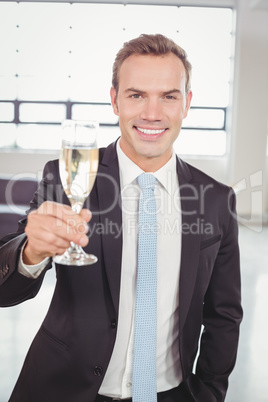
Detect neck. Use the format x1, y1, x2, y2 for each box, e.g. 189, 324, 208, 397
118, 139, 173, 172
133, 156, 169, 173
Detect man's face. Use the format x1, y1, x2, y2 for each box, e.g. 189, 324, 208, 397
110, 53, 192, 172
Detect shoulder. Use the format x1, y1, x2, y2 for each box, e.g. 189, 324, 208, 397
176, 156, 233, 195
36, 159, 60, 187
98, 140, 118, 166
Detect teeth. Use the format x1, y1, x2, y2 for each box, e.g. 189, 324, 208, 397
137, 127, 165, 135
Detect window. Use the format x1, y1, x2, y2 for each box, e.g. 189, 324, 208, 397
0, 2, 235, 156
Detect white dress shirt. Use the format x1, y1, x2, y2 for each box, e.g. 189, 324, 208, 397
19, 140, 183, 397
19, 242, 50, 278
99, 140, 182, 398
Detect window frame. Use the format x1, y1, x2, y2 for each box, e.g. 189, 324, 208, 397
0, 0, 236, 156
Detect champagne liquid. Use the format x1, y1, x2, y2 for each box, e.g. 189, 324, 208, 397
60, 144, 99, 207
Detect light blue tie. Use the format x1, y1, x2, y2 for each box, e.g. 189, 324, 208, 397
132, 173, 157, 402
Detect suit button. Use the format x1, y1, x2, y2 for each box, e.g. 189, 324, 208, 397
0, 265, 9, 279
110, 319, 116, 329
93, 366, 103, 376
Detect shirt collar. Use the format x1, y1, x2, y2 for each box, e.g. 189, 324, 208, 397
116, 140, 143, 188
116, 139, 178, 195
154, 152, 178, 195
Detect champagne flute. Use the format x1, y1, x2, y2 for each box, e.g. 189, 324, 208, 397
53, 120, 99, 266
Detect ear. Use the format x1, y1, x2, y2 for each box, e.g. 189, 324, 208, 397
110, 87, 119, 116
183, 90, 193, 119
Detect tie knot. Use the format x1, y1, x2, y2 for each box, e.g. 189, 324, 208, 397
137, 173, 156, 191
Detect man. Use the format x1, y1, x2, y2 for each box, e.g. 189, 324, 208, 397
0, 34, 242, 402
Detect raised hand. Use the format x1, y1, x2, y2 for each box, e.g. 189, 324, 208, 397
23, 201, 91, 265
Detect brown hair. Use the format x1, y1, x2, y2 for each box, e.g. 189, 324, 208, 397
112, 33, 192, 94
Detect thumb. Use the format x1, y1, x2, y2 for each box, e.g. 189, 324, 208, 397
81, 209, 92, 223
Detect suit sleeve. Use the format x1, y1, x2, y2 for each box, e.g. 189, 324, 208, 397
0, 160, 60, 307
194, 189, 243, 401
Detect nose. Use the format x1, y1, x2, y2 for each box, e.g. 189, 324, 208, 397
140, 97, 163, 121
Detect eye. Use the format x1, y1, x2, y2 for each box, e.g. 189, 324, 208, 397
130, 93, 142, 99
165, 95, 176, 100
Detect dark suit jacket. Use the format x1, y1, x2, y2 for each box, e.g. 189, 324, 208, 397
0, 141, 242, 402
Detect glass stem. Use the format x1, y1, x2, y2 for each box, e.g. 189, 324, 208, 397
72, 202, 83, 214
69, 242, 82, 252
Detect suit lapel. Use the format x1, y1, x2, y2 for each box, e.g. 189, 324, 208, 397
53, 148, 122, 315
176, 157, 201, 332
95, 141, 123, 314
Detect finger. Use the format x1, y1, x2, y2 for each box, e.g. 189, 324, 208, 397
38, 201, 75, 222
25, 219, 89, 262
27, 236, 70, 258
27, 213, 88, 246
35, 201, 89, 234
80, 209, 92, 223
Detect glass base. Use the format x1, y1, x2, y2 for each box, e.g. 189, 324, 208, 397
53, 245, 98, 266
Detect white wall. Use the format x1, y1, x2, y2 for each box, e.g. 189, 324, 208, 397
230, 0, 268, 223
0, 0, 267, 222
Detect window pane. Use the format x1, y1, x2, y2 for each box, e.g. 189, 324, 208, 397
69, 76, 111, 103
0, 77, 18, 100
19, 103, 66, 123
17, 2, 70, 75
0, 124, 17, 147
123, 5, 181, 40
16, 2, 71, 101
177, 7, 233, 107
97, 126, 121, 149
0, 2, 18, 76
72, 104, 118, 125
183, 108, 225, 129
68, 3, 123, 102
175, 130, 227, 156
16, 124, 62, 150
0, 103, 14, 122
17, 76, 70, 102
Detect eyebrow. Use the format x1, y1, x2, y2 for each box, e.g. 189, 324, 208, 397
124, 88, 182, 96
124, 88, 145, 95
162, 89, 183, 96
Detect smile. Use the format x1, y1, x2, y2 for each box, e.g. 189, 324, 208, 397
136, 127, 166, 135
